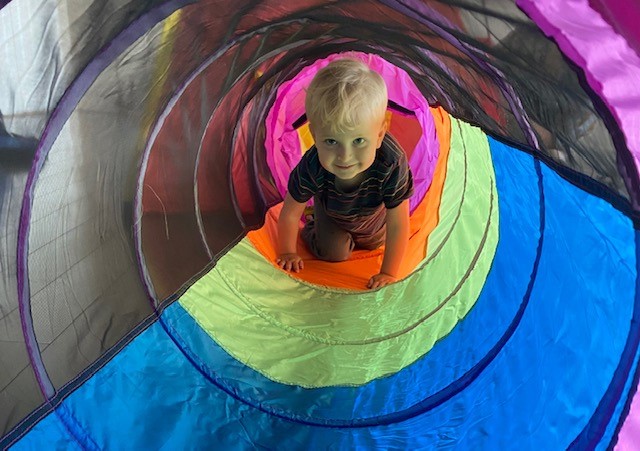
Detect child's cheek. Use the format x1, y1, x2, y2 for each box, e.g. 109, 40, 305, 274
317, 150, 333, 172
362, 150, 376, 170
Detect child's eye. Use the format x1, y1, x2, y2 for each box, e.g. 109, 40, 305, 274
353, 138, 366, 145
324, 139, 337, 146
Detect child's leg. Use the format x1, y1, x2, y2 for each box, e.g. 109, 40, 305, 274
352, 207, 387, 250
353, 225, 386, 250
301, 200, 354, 262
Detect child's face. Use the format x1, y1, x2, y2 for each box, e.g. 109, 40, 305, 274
310, 115, 388, 183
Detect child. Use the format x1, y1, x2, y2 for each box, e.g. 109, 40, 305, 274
276, 58, 414, 289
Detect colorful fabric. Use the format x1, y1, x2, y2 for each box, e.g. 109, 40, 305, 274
10, 127, 636, 450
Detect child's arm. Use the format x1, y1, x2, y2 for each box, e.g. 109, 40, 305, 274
368, 199, 410, 289
276, 192, 307, 272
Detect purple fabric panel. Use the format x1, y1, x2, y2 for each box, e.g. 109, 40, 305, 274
516, 0, 640, 448
589, 0, 640, 58
264, 52, 439, 214
517, 0, 640, 208
617, 393, 640, 450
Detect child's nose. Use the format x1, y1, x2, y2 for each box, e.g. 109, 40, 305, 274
336, 145, 352, 160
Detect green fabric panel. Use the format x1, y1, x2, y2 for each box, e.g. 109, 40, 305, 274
179, 118, 498, 387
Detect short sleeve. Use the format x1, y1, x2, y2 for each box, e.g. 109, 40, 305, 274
287, 148, 321, 203
382, 150, 414, 209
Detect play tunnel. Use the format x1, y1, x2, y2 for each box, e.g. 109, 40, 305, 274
1, 0, 640, 449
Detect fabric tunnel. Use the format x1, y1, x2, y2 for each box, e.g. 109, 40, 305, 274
2, 0, 640, 449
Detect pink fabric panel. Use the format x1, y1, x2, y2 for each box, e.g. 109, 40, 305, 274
264, 52, 439, 213
516, 1, 640, 448
589, 1, 640, 58
617, 396, 640, 450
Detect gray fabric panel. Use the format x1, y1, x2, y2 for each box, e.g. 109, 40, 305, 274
0, 0, 164, 435
0, 123, 43, 436
26, 22, 170, 391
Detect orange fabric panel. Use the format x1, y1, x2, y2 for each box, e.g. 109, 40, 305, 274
388, 112, 423, 161
247, 106, 451, 290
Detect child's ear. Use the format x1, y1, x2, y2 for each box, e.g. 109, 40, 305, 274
376, 115, 390, 148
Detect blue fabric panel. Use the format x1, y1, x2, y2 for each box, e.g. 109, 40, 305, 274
598, 338, 640, 450
573, 227, 640, 449
19, 322, 278, 450
9, 408, 82, 451
459, 142, 635, 448
10, 138, 637, 449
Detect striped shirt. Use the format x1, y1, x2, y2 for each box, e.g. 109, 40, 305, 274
288, 134, 413, 234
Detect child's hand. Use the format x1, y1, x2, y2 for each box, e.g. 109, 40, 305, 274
276, 253, 304, 272
367, 272, 397, 289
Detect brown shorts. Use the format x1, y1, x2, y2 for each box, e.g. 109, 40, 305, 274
301, 198, 386, 262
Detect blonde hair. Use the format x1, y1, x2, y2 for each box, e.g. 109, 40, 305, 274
305, 58, 388, 133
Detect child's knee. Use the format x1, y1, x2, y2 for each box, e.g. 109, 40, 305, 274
319, 245, 352, 262
308, 235, 353, 262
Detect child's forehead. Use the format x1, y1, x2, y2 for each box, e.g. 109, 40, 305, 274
314, 118, 383, 136
313, 110, 385, 131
